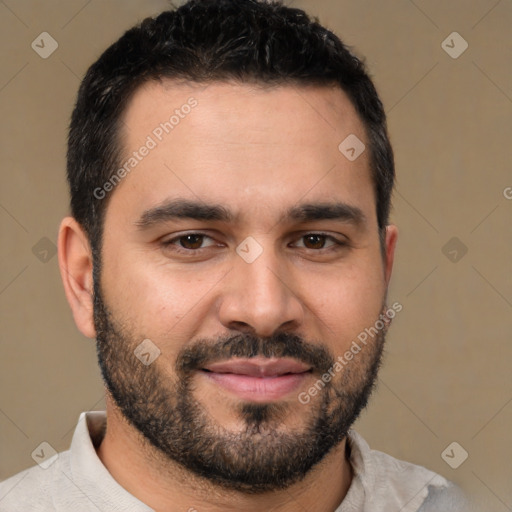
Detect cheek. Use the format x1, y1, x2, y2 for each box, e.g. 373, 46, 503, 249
101, 249, 224, 338
308, 259, 386, 343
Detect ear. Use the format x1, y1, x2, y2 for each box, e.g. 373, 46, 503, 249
384, 224, 398, 286
58, 217, 96, 339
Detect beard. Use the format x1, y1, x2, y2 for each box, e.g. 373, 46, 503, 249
92, 270, 388, 493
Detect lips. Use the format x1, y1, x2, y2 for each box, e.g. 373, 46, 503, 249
201, 357, 312, 402
203, 357, 312, 377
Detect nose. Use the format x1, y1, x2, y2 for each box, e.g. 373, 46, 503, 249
217, 243, 305, 337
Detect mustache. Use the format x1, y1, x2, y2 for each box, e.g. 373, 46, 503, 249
176, 332, 335, 376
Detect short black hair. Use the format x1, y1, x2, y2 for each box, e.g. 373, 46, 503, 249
67, 0, 394, 257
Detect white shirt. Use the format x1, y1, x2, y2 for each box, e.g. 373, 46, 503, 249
0, 411, 468, 511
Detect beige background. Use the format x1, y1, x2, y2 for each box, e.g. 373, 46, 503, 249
1, 0, 511, 509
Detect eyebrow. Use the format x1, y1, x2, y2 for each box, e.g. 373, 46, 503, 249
134, 198, 366, 230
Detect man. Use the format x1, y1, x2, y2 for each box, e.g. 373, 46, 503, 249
0, 0, 468, 510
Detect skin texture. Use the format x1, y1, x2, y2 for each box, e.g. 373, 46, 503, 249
58, 81, 398, 512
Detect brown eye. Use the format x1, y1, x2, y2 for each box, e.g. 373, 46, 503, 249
177, 234, 205, 250
302, 234, 328, 249
162, 232, 216, 253
292, 233, 346, 252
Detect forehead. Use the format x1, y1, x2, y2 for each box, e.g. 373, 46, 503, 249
108, 79, 375, 229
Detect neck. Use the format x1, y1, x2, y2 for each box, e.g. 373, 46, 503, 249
96, 398, 353, 512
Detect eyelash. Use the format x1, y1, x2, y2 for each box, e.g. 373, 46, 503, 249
161, 232, 347, 255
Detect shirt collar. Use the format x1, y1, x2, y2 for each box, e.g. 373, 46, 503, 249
64, 411, 154, 511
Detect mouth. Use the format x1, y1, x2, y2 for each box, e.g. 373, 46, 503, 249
200, 357, 313, 402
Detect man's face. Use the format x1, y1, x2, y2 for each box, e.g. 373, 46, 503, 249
93, 81, 396, 491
